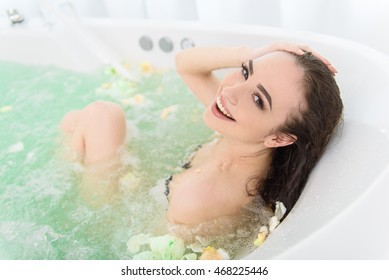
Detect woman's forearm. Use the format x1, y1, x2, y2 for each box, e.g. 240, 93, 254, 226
175, 46, 252, 76
175, 46, 254, 106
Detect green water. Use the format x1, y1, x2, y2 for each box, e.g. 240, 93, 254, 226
0, 61, 213, 259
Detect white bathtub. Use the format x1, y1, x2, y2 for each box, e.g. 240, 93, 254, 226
1, 17, 389, 259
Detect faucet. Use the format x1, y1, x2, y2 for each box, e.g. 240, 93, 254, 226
6, 9, 25, 24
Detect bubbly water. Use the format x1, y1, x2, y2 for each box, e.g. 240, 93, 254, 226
0, 61, 271, 260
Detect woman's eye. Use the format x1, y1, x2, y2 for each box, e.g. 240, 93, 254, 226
252, 93, 264, 110
241, 66, 249, 80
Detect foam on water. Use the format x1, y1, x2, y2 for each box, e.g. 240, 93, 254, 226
0, 61, 272, 260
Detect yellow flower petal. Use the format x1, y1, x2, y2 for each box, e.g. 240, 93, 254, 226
101, 83, 112, 89
0, 106, 12, 113
160, 105, 178, 119
254, 226, 269, 247
140, 61, 153, 73
133, 94, 144, 104
120, 173, 140, 191
253, 232, 267, 247
199, 246, 223, 260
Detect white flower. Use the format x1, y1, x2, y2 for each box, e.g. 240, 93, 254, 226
128, 234, 194, 260
274, 201, 287, 221
127, 234, 151, 254
149, 234, 186, 260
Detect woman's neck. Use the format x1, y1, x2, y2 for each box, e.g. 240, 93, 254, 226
211, 136, 272, 172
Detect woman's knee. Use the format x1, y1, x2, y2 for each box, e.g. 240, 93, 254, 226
82, 101, 126, 138
61, 101, 125, 131
60, 110, 82, 133
60, 101, 127, 164
81, 101, 127, 162
83, 101, 126, 124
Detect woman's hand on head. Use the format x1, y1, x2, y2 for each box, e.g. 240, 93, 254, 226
248, 42, 337, 75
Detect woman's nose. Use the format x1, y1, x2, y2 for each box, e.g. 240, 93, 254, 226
221, 72, 245, 105
222, 85, 239, 105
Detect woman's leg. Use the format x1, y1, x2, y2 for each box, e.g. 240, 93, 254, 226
60, 101, 127, 207
60, 100, 127, 164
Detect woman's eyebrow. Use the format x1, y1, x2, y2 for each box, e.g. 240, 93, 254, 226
249, 60, 254, 75
247, 60, 272, 110
257, 83, 272, 110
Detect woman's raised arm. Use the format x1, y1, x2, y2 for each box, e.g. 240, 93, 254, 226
175, 46, 251, 106
175, 43, 336, 107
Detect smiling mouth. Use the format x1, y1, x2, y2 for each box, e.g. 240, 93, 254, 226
216, 96, 236, 121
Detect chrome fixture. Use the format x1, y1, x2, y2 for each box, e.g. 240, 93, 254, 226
7, 9, 25, 24
181, 38, 195, 49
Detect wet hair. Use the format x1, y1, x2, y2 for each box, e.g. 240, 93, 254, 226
254, 51, 343, 216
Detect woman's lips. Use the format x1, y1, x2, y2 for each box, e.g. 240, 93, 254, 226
217, 95, 234, 119
211, 97, 236, 122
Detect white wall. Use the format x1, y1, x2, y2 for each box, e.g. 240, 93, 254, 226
280, 0, 389, 56
1, 0, 388, 56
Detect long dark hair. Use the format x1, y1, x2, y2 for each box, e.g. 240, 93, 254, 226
256, 52, 343, 215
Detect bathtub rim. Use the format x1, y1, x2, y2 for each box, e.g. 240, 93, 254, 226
2, 17, 389, 73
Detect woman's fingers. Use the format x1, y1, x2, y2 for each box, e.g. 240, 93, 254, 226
266, 42, 338, 75
270, 42, 305, 56
297, 44, 338, 75
253, 42, 338, 75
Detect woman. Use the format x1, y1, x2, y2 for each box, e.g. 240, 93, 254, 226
60, 43, 343, 227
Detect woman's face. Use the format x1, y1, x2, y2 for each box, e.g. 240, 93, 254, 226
203, 51, 305, 147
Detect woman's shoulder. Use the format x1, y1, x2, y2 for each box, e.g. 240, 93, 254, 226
166, 174, 251, 225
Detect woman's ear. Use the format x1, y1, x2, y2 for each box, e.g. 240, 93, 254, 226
264, 133, 297, 148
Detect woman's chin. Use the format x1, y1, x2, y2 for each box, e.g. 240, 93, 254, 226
203, 109, 223, 134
